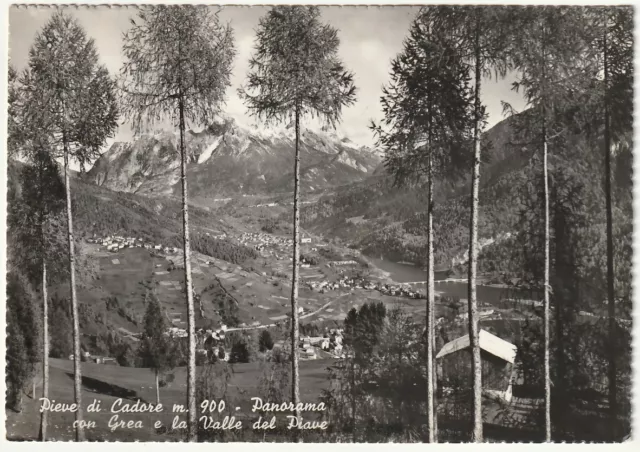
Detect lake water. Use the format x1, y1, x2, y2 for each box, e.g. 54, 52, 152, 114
367, 256, 447, 282
367, 256, 534, 305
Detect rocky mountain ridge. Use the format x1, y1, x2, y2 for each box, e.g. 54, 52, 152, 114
87, 117, 383, 197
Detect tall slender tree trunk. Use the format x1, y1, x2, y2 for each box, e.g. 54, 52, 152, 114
351, 360, 357, 441
433, 327, 438, 441
290, 105, 302, 441
426, 146, 435, 443
156, 370, 161, 405
39, 259, 49, 441
178, 97, 197, 442
38, 155, 50, 441
428, 126, 438, 441
64, 142, 85, 442
542, 120, 551, 442
553, 204, 566, 439
540, 27, 552, 443
603, 23, 617, 441
468, 19, 483, 443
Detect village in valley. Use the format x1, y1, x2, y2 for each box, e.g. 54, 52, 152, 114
79, 227, 434, 365
72, 216, 548, 390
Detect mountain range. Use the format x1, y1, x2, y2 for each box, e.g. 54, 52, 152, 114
87, 117, 383, 198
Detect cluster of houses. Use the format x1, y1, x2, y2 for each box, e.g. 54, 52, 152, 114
307, 276, 423, 300
307, 277, 356, 293
239, 232, 293, 251
162, 323, 347, 361
164, 326, 188, 338
376, 283, 422, 299
162, 325, 232, 362
87, 234, 178, 255
237, 232, 314, 260
204, 232, 228, 240
281, 328, 345, 360
320, 329, 345, 357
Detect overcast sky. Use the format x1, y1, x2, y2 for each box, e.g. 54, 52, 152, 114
9, 5, 526, 147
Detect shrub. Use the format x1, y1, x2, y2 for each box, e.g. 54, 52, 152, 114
229, 341, 250, 364
258, 330, 275, 352
260, 218, 278, 233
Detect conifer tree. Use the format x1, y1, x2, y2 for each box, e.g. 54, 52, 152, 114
503, 6, 589, 441
258, 330, 275, 352
120, 6, 235, 440
240, 6, 356, 430
6, 272, 41, 415
587, 6, 633, 439
9, 62, 68, 441
15, 152, 66, 441
371, 9, 473, 441
21, 11, 119, 440
424, 6, 514, 440
139, 294, 178, 404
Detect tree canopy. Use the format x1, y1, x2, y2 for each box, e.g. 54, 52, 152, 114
241, 6, 357, 126
120, 5, 235, 133
138, 293, 178, 374
372, 9, 474, 187
7, 153, 67, 287
24, 11, 118, 168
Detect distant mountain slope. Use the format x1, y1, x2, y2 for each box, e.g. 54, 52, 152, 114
301, 115, 527, 266
301, 113, 633, 281
87, 118, 382, 197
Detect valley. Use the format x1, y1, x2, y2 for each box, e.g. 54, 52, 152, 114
6, 98, 631, 444
10, 103, 626, 362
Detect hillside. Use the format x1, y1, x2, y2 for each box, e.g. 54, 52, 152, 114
7, 161, 263, 355
301, 114, 528, 270
87, 117, 382, 198
301, 113, 633, 284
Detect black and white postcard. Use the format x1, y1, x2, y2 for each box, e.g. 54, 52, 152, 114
2, 1, 637, 445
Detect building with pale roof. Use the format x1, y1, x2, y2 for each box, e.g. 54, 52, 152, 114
436, 329, 518, 402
